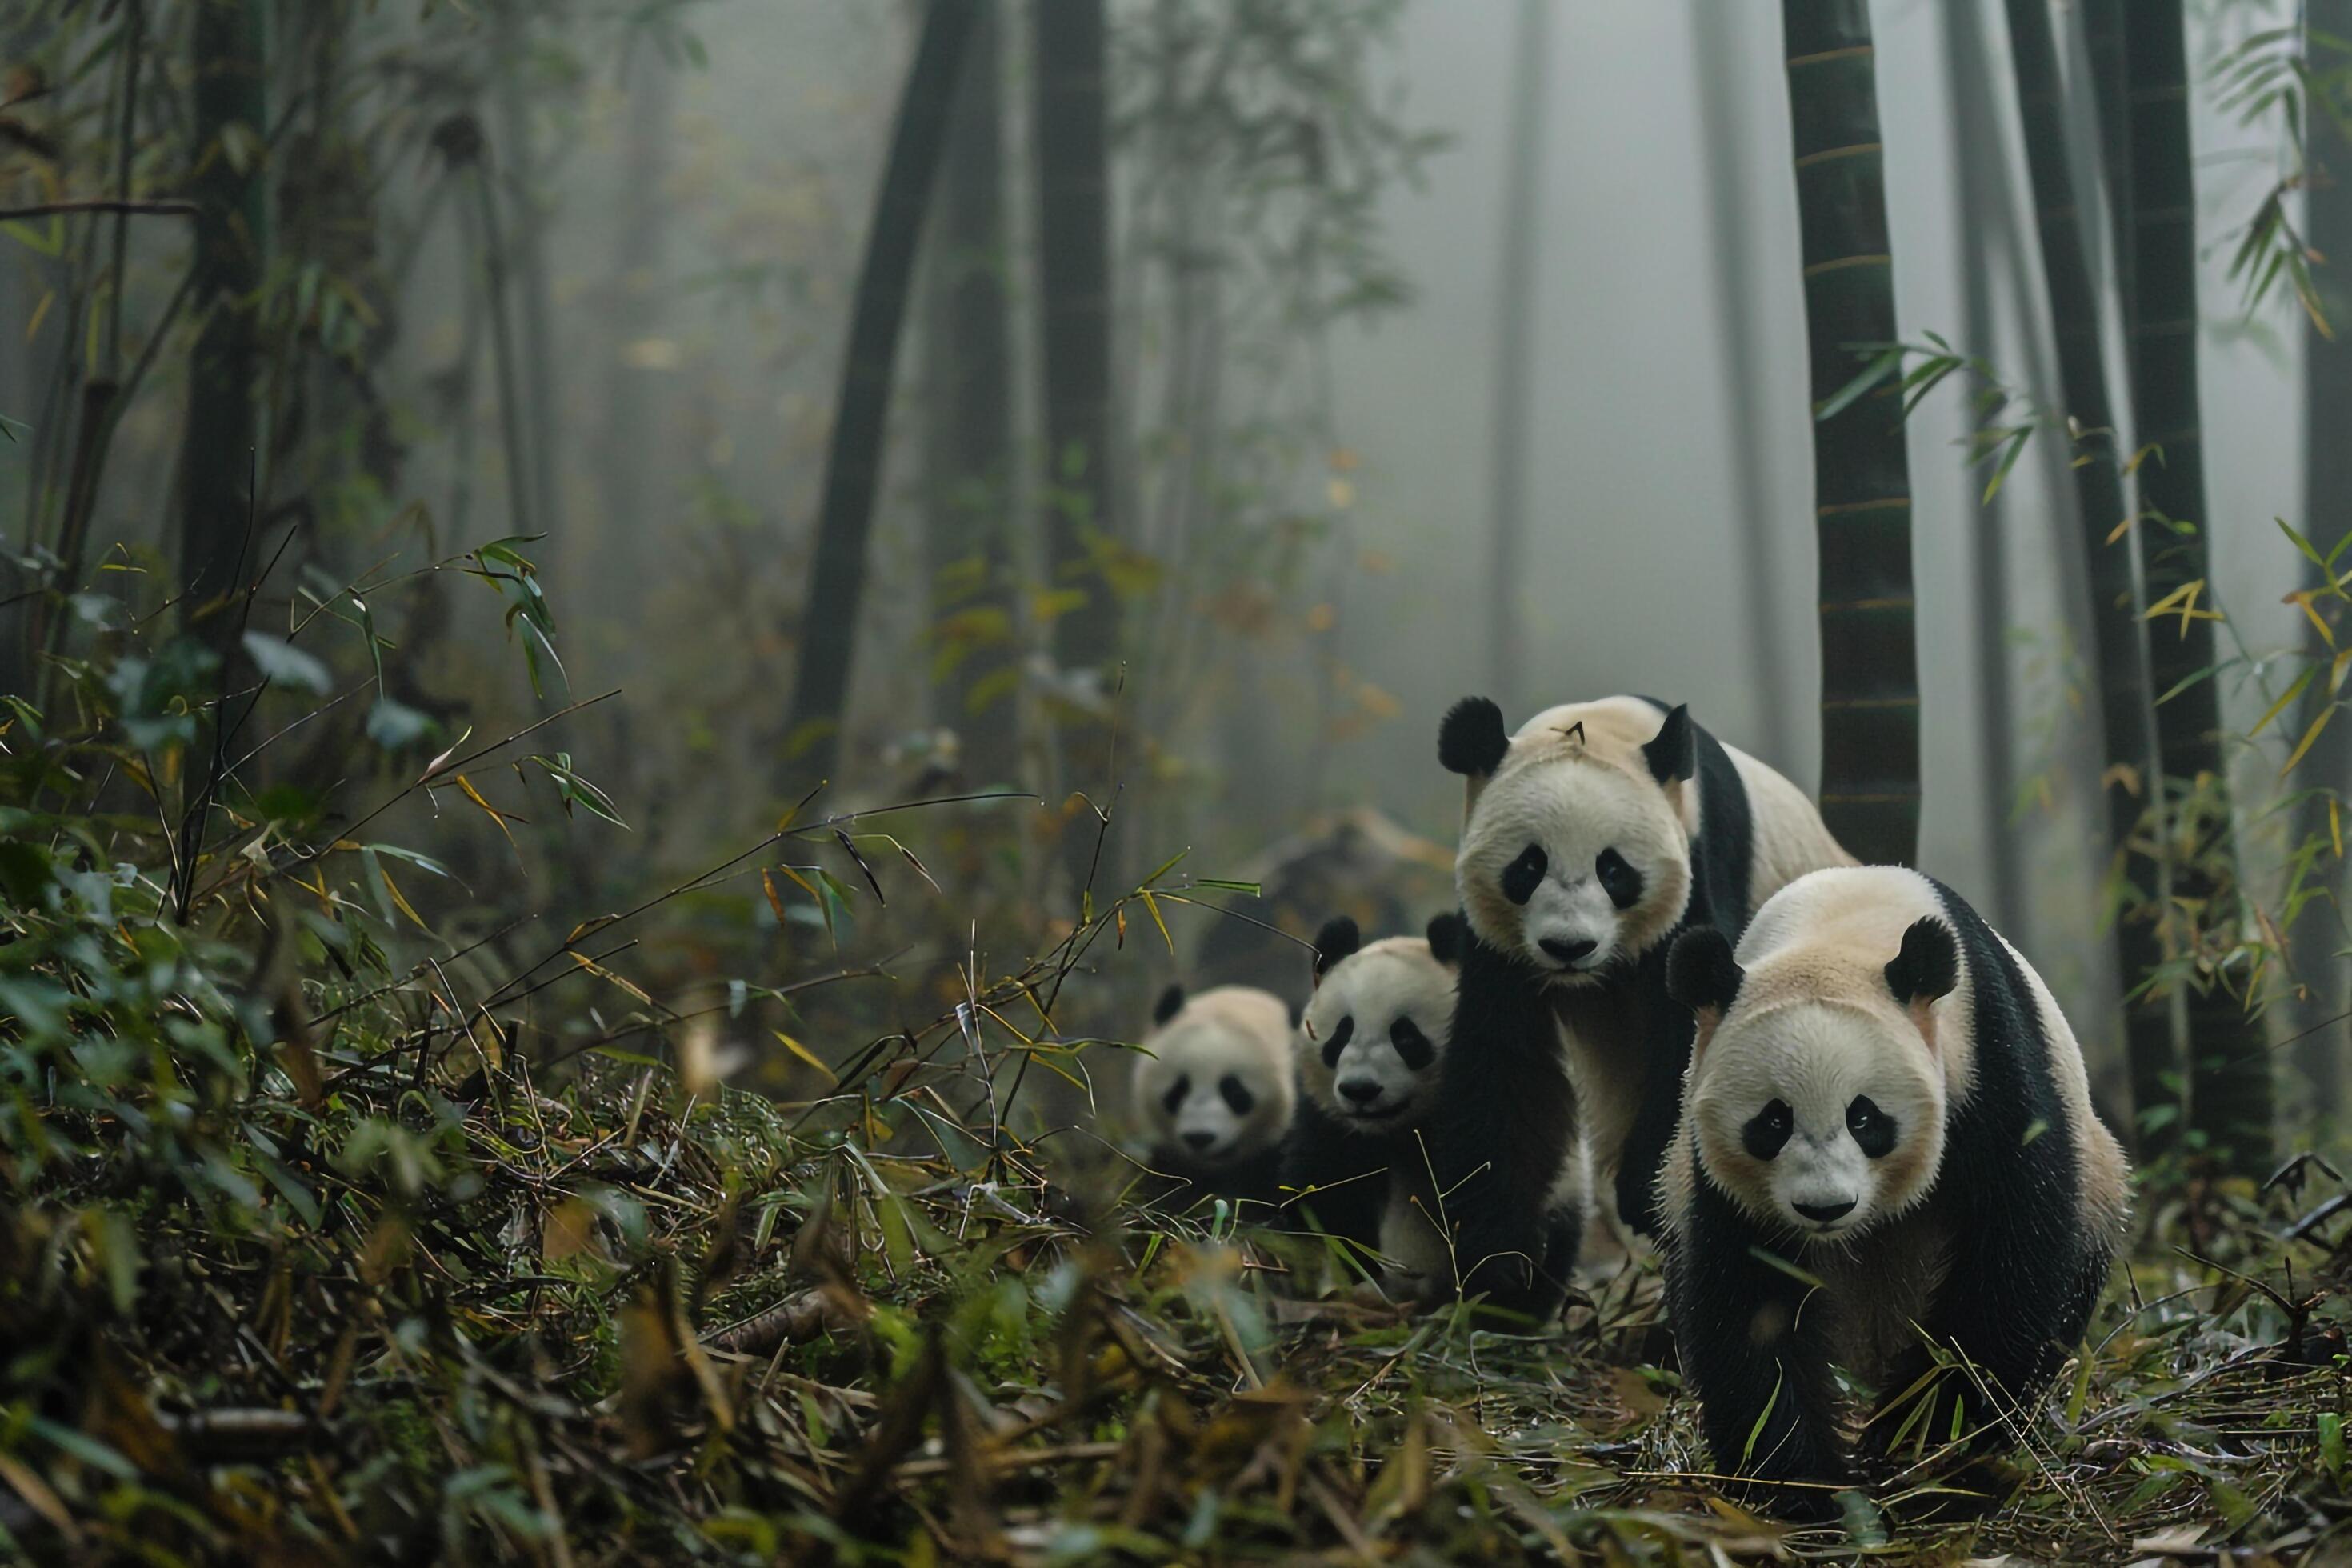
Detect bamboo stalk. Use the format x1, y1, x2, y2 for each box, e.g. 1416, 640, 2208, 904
1781, 0, 1919, 866
2001, 0, 2176, 1156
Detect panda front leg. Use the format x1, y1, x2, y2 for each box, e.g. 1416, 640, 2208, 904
1425, 930, 1580, 1322
1670, 1177, 1849, 1521
1860, 1198, 2096, 1506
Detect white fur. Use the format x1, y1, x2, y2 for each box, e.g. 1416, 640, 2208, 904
1131, 986, 1296, 1170
1298, 934, 1455, 1129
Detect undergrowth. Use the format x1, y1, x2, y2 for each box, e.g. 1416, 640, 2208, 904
2, 572, 2350, 1566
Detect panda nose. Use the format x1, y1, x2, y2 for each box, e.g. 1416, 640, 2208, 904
1182, 1130, 1217, 1151
1794, 1198, 1856, 1223
1540, 937, 1598, 964
1338, 1077, 1382, 1105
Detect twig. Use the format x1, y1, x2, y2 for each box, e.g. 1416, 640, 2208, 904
0, 198, 196, 220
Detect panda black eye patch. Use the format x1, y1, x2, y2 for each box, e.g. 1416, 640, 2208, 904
1742, 1098, 1794, 1161
1846, 1095, 1896, 1158
1162, 1074, 1190, 1118
1390, 1016, 1434, 1071
1502, 843, 1548, 905
1594, 847, 1643, 910
1218, 1074, 1255, 1115
1321, 1014, 1355, 1070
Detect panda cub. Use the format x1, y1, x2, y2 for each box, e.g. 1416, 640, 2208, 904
1280, 913, 1494, 1291
1132, 984, 1297, 1208
1661, 866, 2131, 1517
1427, 694, 1850, 1318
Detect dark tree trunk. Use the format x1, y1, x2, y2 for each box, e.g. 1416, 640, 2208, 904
923, 1, 1018, 785
495, 6, 562, 565
1693, 9, 1790, 754
1943, 1, 2024, 935
1035, 0, 1121, 894
1780, 0, 1919, 866
2290, 0, 2352, 1117
177, 0, 267, 647
2002, 0, 2175, 1156
782, 1, 978, 785
2123, 2, 2271, 1172
1486, 0, 1548, 712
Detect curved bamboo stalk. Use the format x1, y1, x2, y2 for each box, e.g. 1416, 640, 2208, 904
1780, 0, 1919, 866
783, 2, 980, 786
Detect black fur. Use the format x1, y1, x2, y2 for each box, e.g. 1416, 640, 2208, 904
1153, 983, 1186, 1026
1425, 703, 1762, 1318
1642, 702, 1696, 784
1885, 916, 1959, 1006
1666, 926, 1744, 1018
1438, 696, 1510, 777
1667, 876, 2112, 1515
1426, 911, 1466, 965
1313, 916, 1362, 978
1421, 925, 1584, 1320
1278, 1098, 1401, 1252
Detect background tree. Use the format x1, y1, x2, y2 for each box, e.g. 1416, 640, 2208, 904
923, 0, 1018, 786
2122, 2, 2273, 1173
2290, 0, 2352, 1113
178, 0, 267, 650
1035, 0, 1120, 890
1693, 8, 1789, 753
1780, 0, 1918, 866
2002, 0, 2177, 1154
782, 2, 976, 786
1486, 0, 1547, 712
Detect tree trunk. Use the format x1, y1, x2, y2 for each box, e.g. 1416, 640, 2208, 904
2002, 0, 2177, 1156
2123, 2, 2272, 1172
177, 0, 267, 647
1780, 0, 1919, 866
782, 1, 978, 786
1034, 0, 1121, 894
1694, 10, 1790, 755
494, 6, 562, 568
2290, 0, 2352, 1118
923, 0, 1018, 786
1943, 1, 2026, 935
1486, 0, 1548, 712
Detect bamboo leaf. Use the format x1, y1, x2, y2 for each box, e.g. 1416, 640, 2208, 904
2250, 666, 2316, 739
2283, 706, 2337, 778
1814, 346, 1902, 422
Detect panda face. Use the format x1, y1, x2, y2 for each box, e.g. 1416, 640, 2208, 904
1459, 758, 1691, 986
1298, 938, 1456, 1129
1132, 987, 1296, 1172
1691, 1001, 1945, 1241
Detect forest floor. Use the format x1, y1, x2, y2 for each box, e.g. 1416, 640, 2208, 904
13, 1021, 2349, 1566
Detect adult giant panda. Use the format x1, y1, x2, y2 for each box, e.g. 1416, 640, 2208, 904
1131, 984, 1297, 1209
1426, 694, 1850, 1318
1660, 866, 2131, 1518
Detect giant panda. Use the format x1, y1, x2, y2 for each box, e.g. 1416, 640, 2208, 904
1131, 983, 1298, 1210
1425, 694, 1851, 1318
1659, 866, 2132, 1518
1281, 910, 1558, 1294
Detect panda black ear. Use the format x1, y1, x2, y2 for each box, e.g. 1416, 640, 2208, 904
1885, 917, 1959, 1008
1425, 910, 1466, 966
1438, 696, 1510, 777
1666, 926, 1743, 1021
1153, 983, 1186, 1026
1643, 703, 1697, 785
1312, 916, 1361, 978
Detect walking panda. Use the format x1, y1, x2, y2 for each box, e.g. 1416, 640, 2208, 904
1281, 911, 1571, 1294
1660, 866, 2131, 1518
1426, 694, 1851, 1318
1131, 984, 1298, 1209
